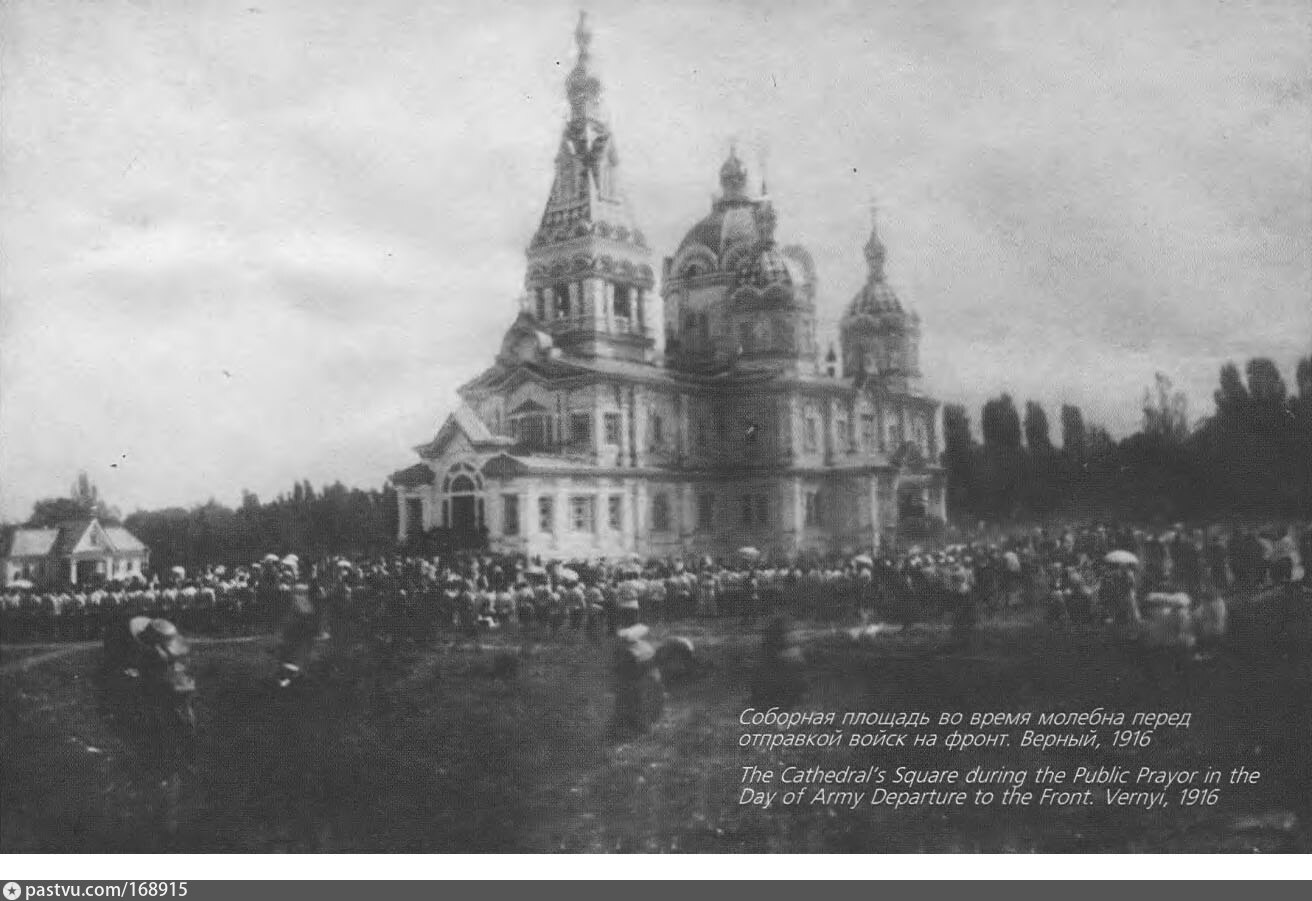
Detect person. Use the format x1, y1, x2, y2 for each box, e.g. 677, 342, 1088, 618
610, 625, 664, 739
1103, 561, 1140, 636
274, 556, 319, 689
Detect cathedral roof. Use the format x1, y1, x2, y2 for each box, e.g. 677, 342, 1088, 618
675, 148, 769, 259
843, 207, 911, 320
677, 199, 760, 258
528, 13, 647, 255
737, 245, 800, 289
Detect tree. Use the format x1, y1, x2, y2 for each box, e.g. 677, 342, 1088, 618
1060, 404, 1086, 461
27, 471, 119, 527
980, 394, 1023, 519
941, 403, 978, 520
1142, 372, 1188, 443
1023, 401, 1053, 456
982, 394, 1022, 452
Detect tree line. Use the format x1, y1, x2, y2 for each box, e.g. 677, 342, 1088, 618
941, 355, 1312, 524
18, 478, 398, 574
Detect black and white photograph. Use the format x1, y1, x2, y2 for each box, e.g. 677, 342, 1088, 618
1, 0, 1310, 869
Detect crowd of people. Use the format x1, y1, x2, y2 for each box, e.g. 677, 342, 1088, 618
1, 520, 1307, 648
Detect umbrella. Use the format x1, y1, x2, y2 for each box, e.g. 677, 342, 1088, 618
1104, 550, 1139, 566
8, 578, 34, 590
737, 546, 761, 560
852, 554, 874, 568
558, 568, 579, 583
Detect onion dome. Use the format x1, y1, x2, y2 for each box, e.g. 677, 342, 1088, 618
845, 207, 905, 317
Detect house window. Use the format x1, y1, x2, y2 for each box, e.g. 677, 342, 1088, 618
697, 493, 714, 530
502, 495, 520, 536
861, 414, 876, 450
803, 415, 818, 452
835, 416, 848, 452
603, 412, 622, 444
608, 495, 624, 531
651, 494, 670, 532
538, 496, 555, 534
535, 289, 546, 321
570, 496, 596, 532
650, 413, 664, 447
570, 412, 592, 445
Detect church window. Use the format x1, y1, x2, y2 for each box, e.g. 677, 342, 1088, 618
502, 495, 520, 536
603, 412, 622, 445
570, 412, 592, 445
538, 496, 555, 534
651, 494, 670, 532
650, 412, 664, 447
697, 493, 714, 530
888, 417, 905, 450
741, 494, 754, 527
739, 322, 754, 353
835, 415, 849, 453
514, 414, 551, 452
804, 491, 822, 528
554, 284, 571, 319
861, 414, 876, 451
570, 496, 596, 533
803, 415, 818, 452
613, 285, 632, 318
535, 289, 546, 321
755, 493, 770, 526
608, 495, 624, 531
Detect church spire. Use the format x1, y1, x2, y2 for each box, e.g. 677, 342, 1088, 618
565, 11, 603, 123
864, 199, 887, 281
525, 14, 655, 364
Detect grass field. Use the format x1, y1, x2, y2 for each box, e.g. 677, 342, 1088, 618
2, 598, 1309, 854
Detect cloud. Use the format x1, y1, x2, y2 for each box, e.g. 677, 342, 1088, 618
1, 0, 1308, 519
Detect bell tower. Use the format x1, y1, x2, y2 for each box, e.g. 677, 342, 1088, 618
523, 13, 657, 363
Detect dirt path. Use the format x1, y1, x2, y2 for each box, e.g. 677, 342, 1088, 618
0, 634, 269, 676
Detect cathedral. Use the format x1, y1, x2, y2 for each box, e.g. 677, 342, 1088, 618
391, 14, 946, 559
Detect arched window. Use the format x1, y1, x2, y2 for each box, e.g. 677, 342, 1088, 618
441, 463, 485, 533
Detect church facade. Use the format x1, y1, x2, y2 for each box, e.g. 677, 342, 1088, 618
392, 14, 946, 559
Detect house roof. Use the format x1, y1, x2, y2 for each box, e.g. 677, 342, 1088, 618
5, 528, 59, 557
3, 519, 148, 559
391, 462, 437, 487
103, 527, 147, 554
51, 519, 95, 556
415, 403, 514, 458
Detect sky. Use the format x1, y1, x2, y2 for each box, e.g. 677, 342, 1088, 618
1, 0, 1309, 521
